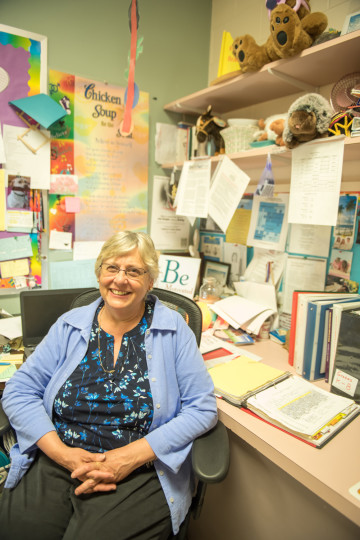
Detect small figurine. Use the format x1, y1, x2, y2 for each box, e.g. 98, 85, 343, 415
196, 105, 227, 154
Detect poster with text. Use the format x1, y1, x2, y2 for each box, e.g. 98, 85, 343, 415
49, 71, 149, 241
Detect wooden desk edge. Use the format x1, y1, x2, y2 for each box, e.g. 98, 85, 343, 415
218, 399, 360, 527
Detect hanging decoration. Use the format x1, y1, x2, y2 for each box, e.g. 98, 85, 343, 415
121, 0, 142, 136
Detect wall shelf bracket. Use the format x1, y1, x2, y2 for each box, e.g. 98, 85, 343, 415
267, 68, 318, 93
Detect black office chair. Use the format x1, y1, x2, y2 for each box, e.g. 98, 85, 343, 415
0, 287, 230, 539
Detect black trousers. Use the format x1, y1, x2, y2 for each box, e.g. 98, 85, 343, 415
0, 452, 172, 540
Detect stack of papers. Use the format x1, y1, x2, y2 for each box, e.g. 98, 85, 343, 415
209, 294, 277, 335
246, 375, 360, 448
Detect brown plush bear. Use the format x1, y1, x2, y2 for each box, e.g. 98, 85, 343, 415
231, 35, 278, 73
270, 4, 327, 59
269, 118, 286, 146
232, 0, 327, 72
254, 114, 287, 145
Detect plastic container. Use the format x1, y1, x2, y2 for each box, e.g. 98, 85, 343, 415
221, 124, 258, 153
227, 118, 258, 127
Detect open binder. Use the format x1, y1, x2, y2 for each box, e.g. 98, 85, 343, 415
208, 356, 360, 448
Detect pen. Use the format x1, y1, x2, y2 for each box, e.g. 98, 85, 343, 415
0, 362, 11, 365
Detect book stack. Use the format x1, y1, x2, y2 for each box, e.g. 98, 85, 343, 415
176, 122, 197, 162
154, 122, 197, 165
288, 291, 360, 381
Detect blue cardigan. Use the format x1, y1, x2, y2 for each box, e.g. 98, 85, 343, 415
2, 294, 217, 534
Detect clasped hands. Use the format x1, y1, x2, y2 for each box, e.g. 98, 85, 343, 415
63, 437, 156, 496
69, 447, 136, 496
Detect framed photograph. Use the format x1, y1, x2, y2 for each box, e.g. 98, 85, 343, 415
203, 260, 231, 287
341, 11, 360, 35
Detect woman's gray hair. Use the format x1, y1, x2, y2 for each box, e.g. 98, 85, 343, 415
95, 231, 159, 281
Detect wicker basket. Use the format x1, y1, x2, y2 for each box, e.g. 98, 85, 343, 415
221, 125, 258, 153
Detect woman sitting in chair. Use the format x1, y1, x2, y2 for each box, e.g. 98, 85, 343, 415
1, 231, 217, 540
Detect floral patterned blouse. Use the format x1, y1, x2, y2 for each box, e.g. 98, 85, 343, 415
53, 300, 154, 453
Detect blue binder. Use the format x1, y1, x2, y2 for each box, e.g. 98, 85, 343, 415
302, 295, 360, 380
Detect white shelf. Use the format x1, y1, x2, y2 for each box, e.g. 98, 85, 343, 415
164, 31, 360, 115
162, 136, 360, 191
163, 31, 360, 191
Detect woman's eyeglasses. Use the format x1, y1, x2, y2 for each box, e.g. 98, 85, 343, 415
100, 263, 148, 279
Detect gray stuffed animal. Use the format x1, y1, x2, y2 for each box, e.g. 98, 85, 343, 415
283, 93, 333, 149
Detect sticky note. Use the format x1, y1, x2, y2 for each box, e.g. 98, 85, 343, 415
0, 258, 29, 278
65, 196, 80, 213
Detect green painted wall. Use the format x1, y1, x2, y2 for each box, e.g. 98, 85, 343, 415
1, 0, 212, 313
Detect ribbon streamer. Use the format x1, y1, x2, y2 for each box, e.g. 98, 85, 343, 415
121, 0, 138, 136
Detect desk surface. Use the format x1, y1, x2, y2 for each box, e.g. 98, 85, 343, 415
217, 340, 360, 527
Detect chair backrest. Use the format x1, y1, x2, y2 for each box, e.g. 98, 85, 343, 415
70, 287, 203, 346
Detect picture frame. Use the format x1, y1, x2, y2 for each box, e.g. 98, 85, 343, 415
341, 11, 360, 35
202, 260, 231, 287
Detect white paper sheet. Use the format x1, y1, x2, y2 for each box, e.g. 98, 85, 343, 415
73, 241, 105, 261
234, 281, 278, 312
150, 175, 190, 250
210, 295, 276, 329
247, 375, 354, 436
176, 160, 211, 218
0, 315, 22, 339
243, 248, 287, 286
49, 230, 72, 250
281, 255, 327, 314
3, 124, 51, 189
6, 210, 33, 231
154, 123, 177, 165
223, 242, 247, 282
288, 137, 345, 226
247, 193, 289, 251
287, 223, 332, 257
208, 155, 250, 233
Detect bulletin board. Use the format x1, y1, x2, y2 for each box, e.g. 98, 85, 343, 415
0, 24, 48, 292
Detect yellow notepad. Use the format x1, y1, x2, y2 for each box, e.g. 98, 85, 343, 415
209, 356, 287, 405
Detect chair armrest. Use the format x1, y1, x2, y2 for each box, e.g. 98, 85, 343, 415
192, 420, 229, 484
0, 401, 10, 437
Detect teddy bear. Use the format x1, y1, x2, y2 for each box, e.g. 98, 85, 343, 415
254, 114, 287, 146
266, 0, 311, 21
283, 93, 333, 149
232, 34, 279, 73
269, 117, 286, 146
270, 4, 327, 59
232, 0, 327, 72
